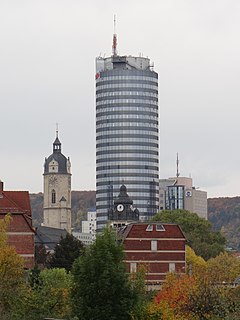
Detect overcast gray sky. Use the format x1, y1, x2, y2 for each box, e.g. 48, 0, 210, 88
0, 0, 239, 197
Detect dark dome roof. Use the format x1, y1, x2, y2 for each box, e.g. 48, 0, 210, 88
115, 185, 133, 205
44, 136, 69, 174
44, 153, 68, 174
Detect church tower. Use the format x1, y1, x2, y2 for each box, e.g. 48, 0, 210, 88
43, 131, 71, 233
108, 185, 139, 229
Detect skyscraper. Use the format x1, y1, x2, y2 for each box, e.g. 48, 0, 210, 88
96, 33, 159, 230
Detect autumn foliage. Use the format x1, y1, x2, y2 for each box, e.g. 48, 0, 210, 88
0, 215, 25, 317
151, 273, 196, 319
1, 213, 240, 319
146, 247, 240, 320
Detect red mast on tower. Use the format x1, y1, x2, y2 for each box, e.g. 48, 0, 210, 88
112, 15, 117, 56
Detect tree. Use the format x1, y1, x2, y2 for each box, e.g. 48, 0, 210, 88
0, 215, 26, 319
188, 279, 228, 319
0, 214, 12, 245
226, 285, 240, 319
154, 273, 197, 319
35, 243, 49, 269
152, 209, 226, 260
71, 228, 136, 320
150, 273, 232, 320
146, 300, 175, 320
129, 266, 154, 320
206, 252, 240, 284
48, 233, 84, 272
186, 245, 206, 276
25, 268, 73, 320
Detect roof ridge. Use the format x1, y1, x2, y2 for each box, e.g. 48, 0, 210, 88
23, 214, 35, 234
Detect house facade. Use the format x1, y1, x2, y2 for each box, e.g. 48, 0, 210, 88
119, 222, 186, 290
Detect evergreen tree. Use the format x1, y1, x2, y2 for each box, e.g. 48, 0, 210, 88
48, 233, 84, 272
71, 228, 136, 320
152, 209, 226, 260
35, 243, 49, 268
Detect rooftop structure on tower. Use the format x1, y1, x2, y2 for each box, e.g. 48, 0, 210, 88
159, 154, 207, 219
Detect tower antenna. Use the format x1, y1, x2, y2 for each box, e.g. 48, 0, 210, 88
56, 122, 59, 138
112, 15, 117, 56
176, 152, 180, 178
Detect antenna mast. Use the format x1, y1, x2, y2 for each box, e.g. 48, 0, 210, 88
112, 15, 117, 56
56, 122, 59, 138
176, 152, 180, 178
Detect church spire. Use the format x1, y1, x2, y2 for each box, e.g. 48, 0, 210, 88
53, 124, 61, 153
56, 122, 59, 138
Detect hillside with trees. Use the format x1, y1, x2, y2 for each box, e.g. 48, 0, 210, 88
208, 197, 240, 251
30, 192, 240, 250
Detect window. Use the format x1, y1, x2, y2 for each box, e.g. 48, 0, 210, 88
151, 240, 157, 251
156, 224, 165, 231
51, 190, 56, 204
130, 262, 137, 273
169, 263, 175, 272
146, 224, 153, 231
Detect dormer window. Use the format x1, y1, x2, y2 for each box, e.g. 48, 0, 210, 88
146, 224, 153, 231
49, 160, 59, 173
156, 224, 165, 231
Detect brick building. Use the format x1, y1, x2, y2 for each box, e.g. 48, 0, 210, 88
0, 181, 35, 268
119, 222, 186, 290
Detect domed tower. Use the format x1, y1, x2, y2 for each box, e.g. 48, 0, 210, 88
108, 185, 139, 229
43, 131, 71, 233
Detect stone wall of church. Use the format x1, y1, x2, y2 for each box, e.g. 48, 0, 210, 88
43, 173, 71, 233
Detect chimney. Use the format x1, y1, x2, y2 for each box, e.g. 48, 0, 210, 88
0, 180, 3, 191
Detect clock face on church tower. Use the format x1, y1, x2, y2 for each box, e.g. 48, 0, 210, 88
49, 175, 58, 187
117, 204, 124, 212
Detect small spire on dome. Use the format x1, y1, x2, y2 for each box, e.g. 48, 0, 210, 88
56, 122, 59, 138
53, 123, 61, 153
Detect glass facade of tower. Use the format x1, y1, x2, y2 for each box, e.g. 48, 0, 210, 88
166, 185, 185, 210
96, 56, 159, 230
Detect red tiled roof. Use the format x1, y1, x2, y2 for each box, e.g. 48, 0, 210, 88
118, 222, 186, 240
0, 191, 31, 216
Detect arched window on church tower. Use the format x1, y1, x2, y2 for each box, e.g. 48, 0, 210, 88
52, 190, 56, 204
